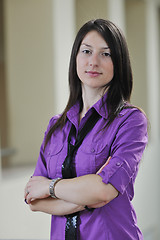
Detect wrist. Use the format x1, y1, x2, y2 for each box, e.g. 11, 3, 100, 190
49, 178, 62, 199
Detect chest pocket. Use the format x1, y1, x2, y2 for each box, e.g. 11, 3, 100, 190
47, 141, 66, 179
76, 141, 109, 176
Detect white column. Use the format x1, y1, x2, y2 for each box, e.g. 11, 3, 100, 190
52, 0, 76, 114
145, 1, 160, 238
146, 0, 159, 142
0, 135, 1, 181
107, 0, 126, 35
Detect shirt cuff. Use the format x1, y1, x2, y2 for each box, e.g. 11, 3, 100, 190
98, 157, 133, 195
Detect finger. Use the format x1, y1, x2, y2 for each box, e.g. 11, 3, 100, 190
24, 198, 28, 204
24, 178, 31, 198
24, 184, 30, 199
26, 193, 32, 204
102, 156, 111, 168
96, 156, 112, 174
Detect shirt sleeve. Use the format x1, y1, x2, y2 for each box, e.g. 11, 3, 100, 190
33, 116, 57, 178
98, 109, 148, 195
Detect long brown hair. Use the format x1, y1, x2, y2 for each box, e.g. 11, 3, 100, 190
44, 19, 133, 150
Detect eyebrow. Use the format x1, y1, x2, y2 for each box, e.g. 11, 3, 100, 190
81, 43, 110, 49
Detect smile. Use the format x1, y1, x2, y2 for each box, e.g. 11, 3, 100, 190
85, 71, 102, 77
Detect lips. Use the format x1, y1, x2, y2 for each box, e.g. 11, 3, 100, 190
85, 71, 102, 77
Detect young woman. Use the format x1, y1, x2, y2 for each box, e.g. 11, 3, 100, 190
24, 19, 148, 240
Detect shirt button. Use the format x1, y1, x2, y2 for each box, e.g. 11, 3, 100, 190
116, 162, 121, 166
91, 148, 95, 153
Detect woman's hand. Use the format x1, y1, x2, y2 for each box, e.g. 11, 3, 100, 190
96, 156, 111, 175
24, 176, 51, 204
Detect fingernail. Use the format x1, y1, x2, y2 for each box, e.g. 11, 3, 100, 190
24, 199, 28, 204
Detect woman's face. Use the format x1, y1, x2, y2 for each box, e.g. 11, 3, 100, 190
76, 30, 114, 91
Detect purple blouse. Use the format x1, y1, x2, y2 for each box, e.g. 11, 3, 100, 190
34, 93, 148, 240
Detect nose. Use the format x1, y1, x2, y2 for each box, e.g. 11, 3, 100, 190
89, 53, 99, 67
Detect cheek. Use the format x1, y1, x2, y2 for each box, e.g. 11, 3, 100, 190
106, 62, 114, 78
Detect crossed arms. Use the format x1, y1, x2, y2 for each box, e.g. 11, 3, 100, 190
24, 157, 118, 216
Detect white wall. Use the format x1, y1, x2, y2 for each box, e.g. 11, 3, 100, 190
52, 0, 75, 114
4, 0, 55, 166
76, 0, 107, 30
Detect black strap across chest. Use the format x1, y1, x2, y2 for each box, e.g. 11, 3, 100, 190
62, 110, 101, 179
62, 109, 101, 240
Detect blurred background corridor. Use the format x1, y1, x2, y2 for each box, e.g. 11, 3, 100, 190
0, 0, 160, 239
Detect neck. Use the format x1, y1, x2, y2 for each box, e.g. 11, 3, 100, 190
80, 85, 104, 120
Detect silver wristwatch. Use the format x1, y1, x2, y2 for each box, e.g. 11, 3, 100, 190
49, 178, 62, 198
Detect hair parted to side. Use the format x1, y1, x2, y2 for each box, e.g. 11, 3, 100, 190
44, 19, 133, 150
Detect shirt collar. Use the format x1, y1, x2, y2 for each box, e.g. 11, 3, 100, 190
66, 102, 80, 127
92, 91, 108, 119
67, 91, 109, 125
